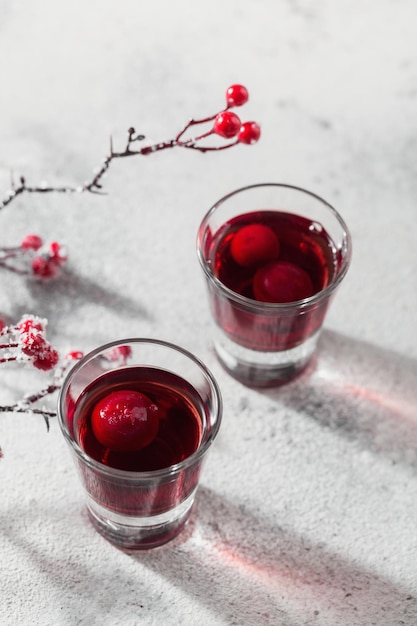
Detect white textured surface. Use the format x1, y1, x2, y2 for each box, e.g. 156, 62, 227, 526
1, 1, 417, 624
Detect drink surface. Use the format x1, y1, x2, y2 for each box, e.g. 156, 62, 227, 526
211, 210, 337, 302
74, 366, 204, 472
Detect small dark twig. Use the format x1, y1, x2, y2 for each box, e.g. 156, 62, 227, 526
0, 404, 57, 418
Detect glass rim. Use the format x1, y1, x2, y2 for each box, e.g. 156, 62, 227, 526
196, 182, 352, 311
57, 337, 223, 480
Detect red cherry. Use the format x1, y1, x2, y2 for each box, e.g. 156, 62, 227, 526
213, 111, 242, 138
230, 224, 280, 267
226, 84, 249, 107
238, 121, 261, 145
253, 261, 314, 303
91, 390, 159, 452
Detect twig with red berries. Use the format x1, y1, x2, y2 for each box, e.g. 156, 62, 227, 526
0, 234, 67, 279
0, 84, 260, 210
0, 315, 60, 371
0, 328, 137, 457
0, 316, 85, 457
0, 315, 61, 456
0, 352, 81, 417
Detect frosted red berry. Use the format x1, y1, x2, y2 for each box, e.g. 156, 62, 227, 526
32, 346, 59, 371
21, 234, 43, 250
238, 121, 261, 145
226, 84, 249, 107
20, 332, 47, 356
18, 317, 45, 334
213, 111, 242, 139
231, 224, 280, 267
91, 390, 159, 452
253, 261, 314, 303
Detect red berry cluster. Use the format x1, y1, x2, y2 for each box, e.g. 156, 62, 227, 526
0, 234, 67, 279
17, 316, 59, 370
0, 315, 59, 371
29, 238, 67, 279
212, 84, 261, 145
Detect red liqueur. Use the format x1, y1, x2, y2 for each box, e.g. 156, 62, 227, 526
207, 210, 340, 351
74, 367, 204, 472
68, 366, 206, 518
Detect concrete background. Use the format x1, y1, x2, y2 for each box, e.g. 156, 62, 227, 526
1, 1, 417, 624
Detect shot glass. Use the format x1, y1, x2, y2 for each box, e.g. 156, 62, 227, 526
197, 183, 352, 387
58, 338, 222, 550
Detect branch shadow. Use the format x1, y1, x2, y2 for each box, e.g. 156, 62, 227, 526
265, 329, 417, 471
0, 505, 119, 626
2, 485, 416, 626
16, 266, 153, 326
136, 485, 417, 625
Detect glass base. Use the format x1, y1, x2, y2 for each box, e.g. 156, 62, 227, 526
85, 489, 196, 551
213, 330, 320, 387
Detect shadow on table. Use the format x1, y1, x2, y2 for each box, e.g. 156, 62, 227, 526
137, 330, 417, 624
137, 485, 417, 625
1, 503, 162, 625
16, 266, 152, 326
2, 488, 416, 626
264, 328, 417, 471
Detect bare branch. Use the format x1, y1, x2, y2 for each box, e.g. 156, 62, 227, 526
0, 90, 260, 210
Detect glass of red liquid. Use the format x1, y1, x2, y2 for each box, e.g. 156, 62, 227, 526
57, 338, 222, 550
197, 183, 352, 387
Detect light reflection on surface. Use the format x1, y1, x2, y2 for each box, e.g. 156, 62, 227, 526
316, 361, 416, 423
177, 490, 417, 626
273, 330, 417, 465
342, 382, 415, 422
